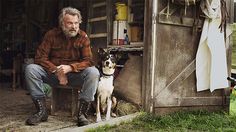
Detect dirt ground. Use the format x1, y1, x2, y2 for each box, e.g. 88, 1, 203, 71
0, 83, 83, 132
0, 83, 140, 132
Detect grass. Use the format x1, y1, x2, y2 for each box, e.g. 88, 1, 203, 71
230, 89, 236, 115
88, 93, 236, 131
85, 91, 236, 132
232, 24, 236, 69
88, 110, 236, 132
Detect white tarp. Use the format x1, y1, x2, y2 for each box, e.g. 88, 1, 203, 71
196, 0, 229, 92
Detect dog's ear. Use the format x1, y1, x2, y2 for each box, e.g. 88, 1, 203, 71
98, 48, 106, 56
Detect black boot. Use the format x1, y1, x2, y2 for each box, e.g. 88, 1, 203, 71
26, 97, 48, 125
77, 99, 91, 126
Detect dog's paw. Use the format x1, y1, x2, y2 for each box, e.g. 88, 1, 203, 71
105, 116, 111, 121
96, 118, 102, 122
96, 116, 102, 122
111, 113, 117, 117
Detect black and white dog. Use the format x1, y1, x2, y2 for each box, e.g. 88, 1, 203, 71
96, 48, 117, 122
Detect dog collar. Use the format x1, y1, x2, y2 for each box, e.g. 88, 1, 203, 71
102, 73, 114, 77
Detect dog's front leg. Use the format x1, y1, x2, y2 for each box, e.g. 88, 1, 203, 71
105, 96, 112, 121
96, 96, 102, 122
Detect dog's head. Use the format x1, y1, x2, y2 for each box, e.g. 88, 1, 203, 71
98, 48, 116, 75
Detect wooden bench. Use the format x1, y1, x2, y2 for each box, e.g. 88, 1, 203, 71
50, 85, 79, 117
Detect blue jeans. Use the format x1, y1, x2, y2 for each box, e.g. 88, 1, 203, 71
25, 64, 100, 102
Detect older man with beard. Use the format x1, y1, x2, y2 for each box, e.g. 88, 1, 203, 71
24, 7, 99, 126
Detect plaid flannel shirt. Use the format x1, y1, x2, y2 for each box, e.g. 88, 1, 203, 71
34, 28, 94, 73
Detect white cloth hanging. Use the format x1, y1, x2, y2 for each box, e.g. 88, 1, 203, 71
196, 0, 229, 92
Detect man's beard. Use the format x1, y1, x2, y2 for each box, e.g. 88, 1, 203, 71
62, 26, 79, 37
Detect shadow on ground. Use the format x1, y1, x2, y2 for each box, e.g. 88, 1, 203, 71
0, 83, 140, 131
0, 83, 76, 132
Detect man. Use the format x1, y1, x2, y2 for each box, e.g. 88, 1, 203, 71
24, 7, 99, 126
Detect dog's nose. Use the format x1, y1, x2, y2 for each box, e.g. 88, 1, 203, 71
105, 61, 109, 66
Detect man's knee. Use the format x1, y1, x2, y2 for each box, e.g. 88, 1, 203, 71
25, 64, 38, 71
25, 64, 42, 77
85, 66, 100, 79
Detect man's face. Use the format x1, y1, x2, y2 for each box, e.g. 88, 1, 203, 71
62, 14, 80, 37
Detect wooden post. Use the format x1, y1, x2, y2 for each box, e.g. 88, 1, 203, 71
24, 0, 31, 57
142, 0, 156, 113
0, 0, 2, 49
71, 87, 78, 117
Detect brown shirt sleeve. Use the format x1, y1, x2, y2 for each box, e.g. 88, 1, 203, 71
70, 33, 94, 72
34, 30, 57, 73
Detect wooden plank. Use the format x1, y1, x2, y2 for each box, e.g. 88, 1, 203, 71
228, 0, 234, 23
159, 14, 203, 28
25, 0, 32, 56
179, 97, 225, 106
155, 97, 225, 107
93, 2, 106, 8
71, 88, 78, 117
88, 16, 107, 22
58, 112, 141, 132
108, 47, 143, 52
108, 43, 143, 48
89, 33, 107, 38
106, 0, 112, 46
0, 0, 1, 49
86, 0, 92, 35
51, 85, 57, 115
159, 6, 177, 17
154, 106, 228, 116
154, 59, 196, 99
142, 0, 155, 112
226, 0, 235, 100
130, 41, 144, 45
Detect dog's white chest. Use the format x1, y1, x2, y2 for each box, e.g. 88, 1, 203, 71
98, 76, 114, 93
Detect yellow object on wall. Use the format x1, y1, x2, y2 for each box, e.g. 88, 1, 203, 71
115, 3, 127, 20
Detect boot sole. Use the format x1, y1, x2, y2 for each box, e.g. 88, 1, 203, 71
25, 117, 48, 125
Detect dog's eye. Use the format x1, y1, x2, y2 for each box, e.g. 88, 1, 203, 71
111, 58, 116, 63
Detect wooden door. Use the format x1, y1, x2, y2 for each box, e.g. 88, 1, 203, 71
142, 0, 234, 114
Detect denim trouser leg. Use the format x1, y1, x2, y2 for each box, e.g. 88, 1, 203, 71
25, 64, 49, 98
25, 64, 100, 102
67, 66, 100, 101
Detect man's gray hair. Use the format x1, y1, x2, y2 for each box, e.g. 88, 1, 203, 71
59, 7, 82, 27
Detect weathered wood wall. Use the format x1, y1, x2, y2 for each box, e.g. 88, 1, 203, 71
142, 0, 234, 114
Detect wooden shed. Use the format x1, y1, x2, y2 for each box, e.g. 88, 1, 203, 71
0, 0, 234, 115
142, 0, 235, 114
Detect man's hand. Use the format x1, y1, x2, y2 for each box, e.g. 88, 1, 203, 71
55, 65, 72, 85
57, 65, 73, 74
